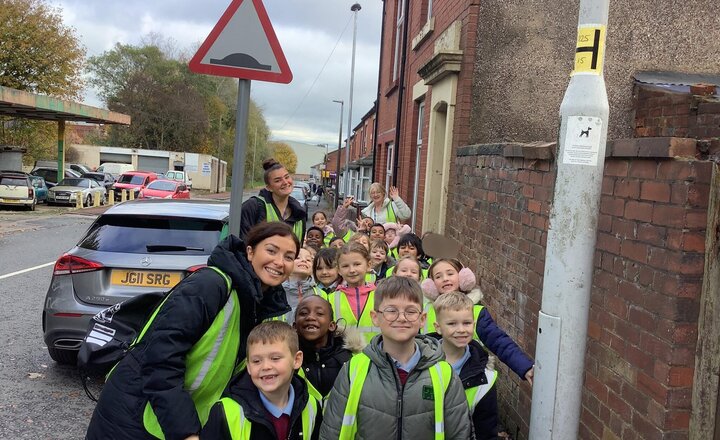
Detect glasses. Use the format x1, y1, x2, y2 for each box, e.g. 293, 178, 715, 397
376, 307, 422, 322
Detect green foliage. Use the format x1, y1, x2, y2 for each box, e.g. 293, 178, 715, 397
268, 141, 298, 174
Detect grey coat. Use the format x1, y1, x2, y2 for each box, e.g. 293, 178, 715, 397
320, 334, 474, 440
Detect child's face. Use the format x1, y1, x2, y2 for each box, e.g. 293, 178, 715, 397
370, 226, 385, 240
292, 248, 313, 278
394, 259, 420, 281
398, 243, 418, 258
338, 251, 369, 286
315, 258, 339, 286
371, 295, 425, 345
305, 230, 323, 248
354, 235, 370, 251
331, 239, 344, 249
384, 229, 396, 245
434, 308, 474, 350
294, 296, 336, 347
432, 262, 460, 294
247, 340, 302, 397
313, 213, 327, 229
370, 246, 387, 267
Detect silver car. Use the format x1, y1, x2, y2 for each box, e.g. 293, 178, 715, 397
42, 199, 230, 364
47, 177, 107, 206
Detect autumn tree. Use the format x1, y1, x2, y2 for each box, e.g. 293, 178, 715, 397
268, 142, 298, 174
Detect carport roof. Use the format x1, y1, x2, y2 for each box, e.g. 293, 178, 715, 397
0, 85, 130, 125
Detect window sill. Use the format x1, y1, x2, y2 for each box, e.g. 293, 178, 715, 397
412, 17, 435, 50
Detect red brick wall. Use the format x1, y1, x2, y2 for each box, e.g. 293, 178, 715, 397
634, 84, 720, 139
447, 139, 713, 439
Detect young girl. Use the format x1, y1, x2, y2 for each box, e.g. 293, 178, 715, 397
327, 242, 377, 343
312, 211, 334, 237
391, 256, 421, 281
396, 232, 432, 278
348, 232, 371, 251
369, 239, 394, 281
280, 246, 317, 323
312, 247, 341, 297
383, 222, 411, 259
294, 295, 364, 399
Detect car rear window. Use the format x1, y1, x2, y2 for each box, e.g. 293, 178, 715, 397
118, 175, 146, 185
0, 176, 28, 186
147, 181, 177, 191
79, 215, 224, 254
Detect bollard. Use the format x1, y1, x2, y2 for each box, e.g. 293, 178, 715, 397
120, 189, 127, 203
129, 189, 135, 201
75, 194, 83, 209
108, 190, 114, 205
93, 194, 100, 207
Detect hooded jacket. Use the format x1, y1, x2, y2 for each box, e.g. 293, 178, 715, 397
320, 335, 473, 440
85, 235, 291, 440
361, 196, 412, 224
201, 372, 321, 440
240, 188, 307, 242
282, 276, 317, 323
299, 327, 365, 397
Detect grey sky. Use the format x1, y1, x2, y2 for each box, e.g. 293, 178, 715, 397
51, 0, 383, 147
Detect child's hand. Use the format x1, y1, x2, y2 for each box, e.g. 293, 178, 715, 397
525, 366, 534, 386
342, 196, 354, 209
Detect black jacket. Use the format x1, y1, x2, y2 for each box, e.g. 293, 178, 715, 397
240, 188, 307, 242
201, 372, 321, 440
85, 235, 291, 440
299, 335, 352, 397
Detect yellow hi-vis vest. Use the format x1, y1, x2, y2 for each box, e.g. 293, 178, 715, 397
422, 302, 484, 343
141, 266, 240, 439
258, 196, 304, 242
324, 229, 353, 247
218, 393, 319, 440
465, 369, 499, 413
327, 289, 379, 344
338, 353, 452, 440
297, 367, 325, 404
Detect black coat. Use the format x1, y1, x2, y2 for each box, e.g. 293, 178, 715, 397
85, 235, 291, 440
201, 372, 321, 440
299, 335, 352, 397
240, 188, 307, 242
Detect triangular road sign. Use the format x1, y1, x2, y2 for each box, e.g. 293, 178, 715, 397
189, 0, 292, 83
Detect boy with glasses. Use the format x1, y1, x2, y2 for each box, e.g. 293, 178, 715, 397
320, 277, 473, 439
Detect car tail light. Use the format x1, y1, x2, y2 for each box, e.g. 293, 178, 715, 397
186, 264, 207, 273
53, 254, 104, 276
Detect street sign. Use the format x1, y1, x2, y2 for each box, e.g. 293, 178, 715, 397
189, 0, 292, 83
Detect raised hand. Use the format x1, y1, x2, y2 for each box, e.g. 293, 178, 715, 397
342, 196, 354, 209
388, 186, 399, 200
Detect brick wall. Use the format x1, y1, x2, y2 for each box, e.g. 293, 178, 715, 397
446, 138, 714, 439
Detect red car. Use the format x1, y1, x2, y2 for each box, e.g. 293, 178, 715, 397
111, 171, 158, 201
138, 179, 190, 199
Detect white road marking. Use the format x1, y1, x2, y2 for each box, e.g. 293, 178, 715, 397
0, 261, 55, 280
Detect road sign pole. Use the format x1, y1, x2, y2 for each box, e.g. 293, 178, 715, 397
229, 79, 251, 237
529, 2, 609, 438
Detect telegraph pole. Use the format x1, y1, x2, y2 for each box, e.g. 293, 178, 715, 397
344, 3, 361, 196
333, 99, 344, 209
530, 2, 610, 438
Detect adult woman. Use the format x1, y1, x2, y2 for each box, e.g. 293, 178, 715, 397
240, 158, 307, 242
85, 222, 300, 440
361, 182, 411, 224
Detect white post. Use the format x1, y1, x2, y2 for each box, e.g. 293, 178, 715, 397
529, 1, 610, 438
344, 3, 361, 197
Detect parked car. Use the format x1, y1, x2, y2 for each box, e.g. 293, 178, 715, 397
42, 199, 230, 364
111, 171, 158, 201
81, 172, 115, 193
34, 160, 92, 176
164, 170, 192, 190
0, 171, 36, 210
295, 181, 311, 198
29, 175, 48, 204
30, 167, 82, 188
139, 179, 191, 199
95, 162, 134, 179
291, 186, 307, 209
47, 177, 106, 206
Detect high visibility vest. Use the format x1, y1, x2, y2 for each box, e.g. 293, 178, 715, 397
388, 247, 399, 260
365, 272, 376, 284
327, 289, 378, 344
368, 202, 397, 223
384, 265, 429, 280
324, 229, 353, 247
465, 369, 499, 413
218, 393, 318, 440
311, 285, 329, 300
422, 302, 484, 344
257, 196, 304, 242
339, 353, 452, 440
297, 367, 325, 404
142, 266, 240, 439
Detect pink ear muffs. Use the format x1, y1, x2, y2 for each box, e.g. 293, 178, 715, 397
421, 267, 477, 302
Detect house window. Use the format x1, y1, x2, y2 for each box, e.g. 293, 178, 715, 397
417, 101, 425, 146
427, 0, 433, 20
385, 142, 394, 190
392, 0, 405, 81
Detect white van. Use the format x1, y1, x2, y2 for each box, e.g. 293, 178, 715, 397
96, 163, 134, 178
165, 170, 192, 190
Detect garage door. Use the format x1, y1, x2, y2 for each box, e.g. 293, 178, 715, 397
137, 156, 170, 175
99, 153, 131, 164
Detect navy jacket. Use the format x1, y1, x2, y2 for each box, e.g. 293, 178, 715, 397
475, 308, 533, 378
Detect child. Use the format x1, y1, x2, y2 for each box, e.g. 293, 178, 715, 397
312, 247, 341, 297
202, 321, 321, 440
391, 256, 422, 281
431, 292, 499, 439
369, 223, 385, 241
312, 211, 333, 237
305, 226, 325, 249
421, 258, 534, 384
320, 277, 472, 439
328, 236, 345, 249
326, 242, 377, 343
369, 239, 394, 281
281, 247, 316, 323
397, 233, 432, 275
347, 232, 370, 251
294, 295, 364, 399
383, 222, 411, 259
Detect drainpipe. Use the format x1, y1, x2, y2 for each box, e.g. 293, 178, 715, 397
371, 0, 388, 183
391, 0, 410, 188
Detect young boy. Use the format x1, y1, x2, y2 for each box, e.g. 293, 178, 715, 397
202, 321, 321, 440
320, 277, 472, 440
305, 226, 325, 249
432, 292, 498, 439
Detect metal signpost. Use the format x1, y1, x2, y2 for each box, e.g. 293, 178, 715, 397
529, 1, 610, 438
189, 0, 292, 237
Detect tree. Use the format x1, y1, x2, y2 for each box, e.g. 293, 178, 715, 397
268, 142, 297, 174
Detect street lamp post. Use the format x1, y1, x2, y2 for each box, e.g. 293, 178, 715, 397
344, 3, 361, 199
333, 99, 344, 209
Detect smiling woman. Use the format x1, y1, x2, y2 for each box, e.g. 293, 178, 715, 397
85, 222, 300, 440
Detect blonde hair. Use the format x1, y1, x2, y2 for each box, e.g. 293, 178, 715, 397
368, 182, 386, 197
392, 256, 420, 274
433, 291, 474, 317
247, 321, 299, 355
336, 241, 371, 266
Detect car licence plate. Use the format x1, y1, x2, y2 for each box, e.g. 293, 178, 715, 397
111, 270, 182, 288
0, 198, 22, 203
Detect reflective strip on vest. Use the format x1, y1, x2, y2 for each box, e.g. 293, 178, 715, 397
297, 367, 325, 404
339, 353, 451, 440
465, 368, 499, 413
312, 286, 329, 300
220, 393, 318, 440
329, 290, 379, 343
143, 266, 240, 439
259, 196, 304, 242
423, 303, 484, 343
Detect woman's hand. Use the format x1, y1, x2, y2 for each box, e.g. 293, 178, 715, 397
388, 186, 399, 201
342, 196, 354, 209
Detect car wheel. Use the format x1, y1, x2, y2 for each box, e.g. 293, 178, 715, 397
28, 200, 36, 211
47, 346, 78, 365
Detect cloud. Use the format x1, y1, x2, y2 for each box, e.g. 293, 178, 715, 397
50, 0, 382, 146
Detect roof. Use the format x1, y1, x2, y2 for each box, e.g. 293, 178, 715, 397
634, 71, 720, 96
0, 85, 130, 125
102, 200, 230, 220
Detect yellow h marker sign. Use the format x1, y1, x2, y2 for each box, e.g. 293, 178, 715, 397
572, 25, 606, 75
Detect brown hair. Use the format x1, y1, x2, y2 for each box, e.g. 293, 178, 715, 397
433, 291, 474, 317
262, 158, 286, 185
336, 241, 370, 266
247, 321, 299, 355
313, 247, 339, 280
428, 258, 463, 278
370, 239, 389, 253
374, 276, 423, 308
246, 222, 300, 258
